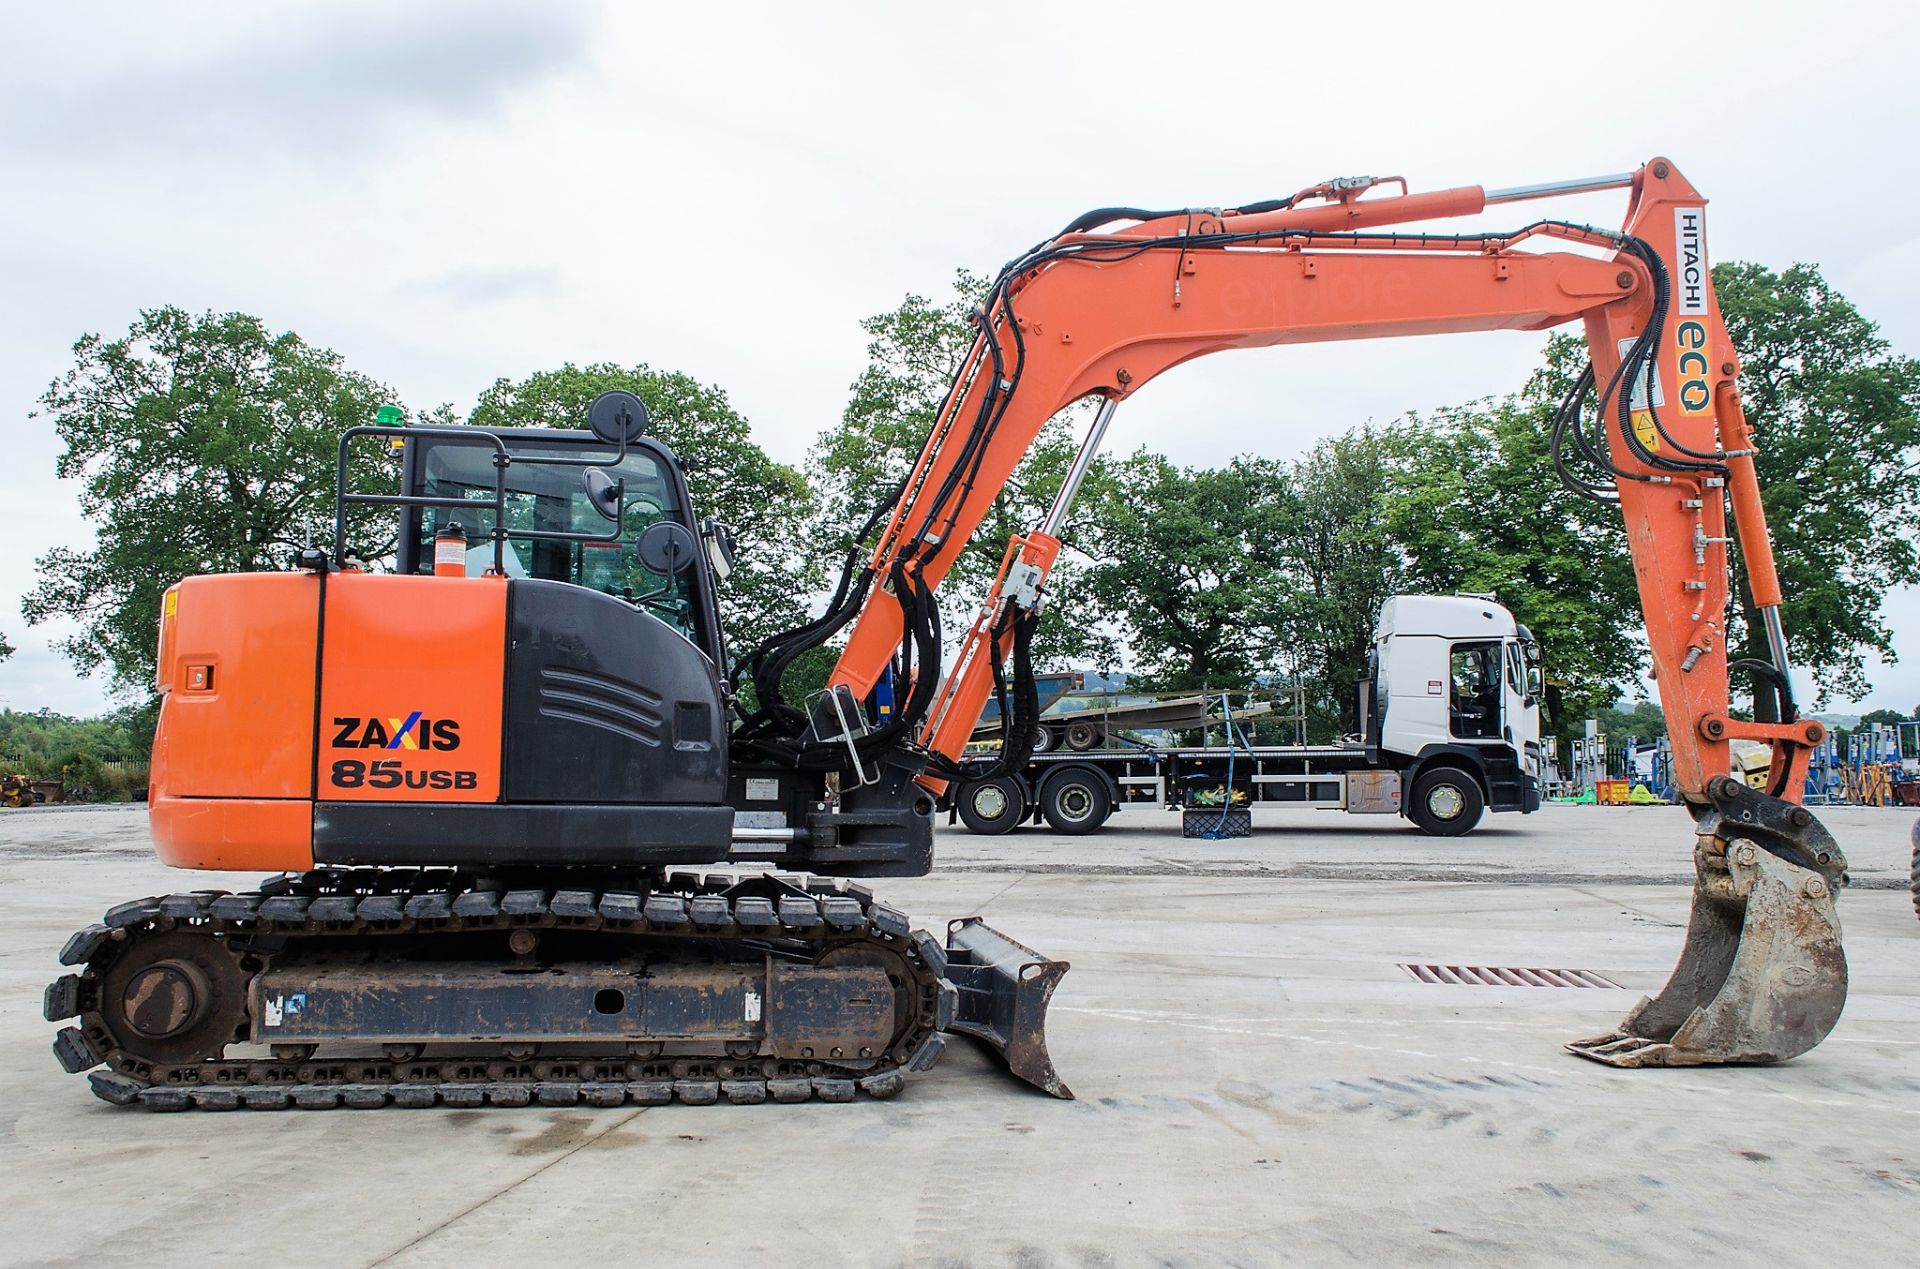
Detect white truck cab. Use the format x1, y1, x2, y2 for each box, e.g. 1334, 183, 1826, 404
1363, 594, 1544, 832
950, 593, 1545, 840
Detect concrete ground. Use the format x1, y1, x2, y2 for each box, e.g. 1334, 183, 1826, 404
2, 802, 1916, 1267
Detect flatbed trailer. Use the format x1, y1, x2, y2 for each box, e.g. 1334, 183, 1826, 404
946, 736, 1538, 839
943, 595, 1546, 839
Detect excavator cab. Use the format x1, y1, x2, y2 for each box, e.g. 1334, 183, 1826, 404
393, 425, 724, 661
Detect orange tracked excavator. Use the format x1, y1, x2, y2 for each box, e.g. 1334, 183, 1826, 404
46, 156, 1847, 1111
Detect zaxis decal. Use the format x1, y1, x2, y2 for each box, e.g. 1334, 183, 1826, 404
330, 712, 462, 751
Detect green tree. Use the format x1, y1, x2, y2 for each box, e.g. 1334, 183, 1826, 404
811, 273, 1113, 669
1383, 346, 1644, 744
1263, 431, 1409, 739
1712, 262, 1920, 715
0, 631, 12, 661
1856, 707, 1911, 729
1081, 452, 1290, 692
0, 703, 160, 798
467, 362, 816, 656
1589, 697, 1669, 743
23, 308, 401, 695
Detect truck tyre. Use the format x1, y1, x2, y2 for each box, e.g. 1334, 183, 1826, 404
956, 777, 1026, 836
1029, 725, 1057, 754
1064, 719, 1106, 751
1408, 766, 1484, 837
1040, 768, 1111, 835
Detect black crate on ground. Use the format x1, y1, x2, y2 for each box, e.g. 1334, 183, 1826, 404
1181, 807, 1250, 838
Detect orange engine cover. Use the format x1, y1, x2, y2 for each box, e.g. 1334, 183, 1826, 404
149, 572, 322, 871
148, 571, 508, 872
316, 573, 506, 802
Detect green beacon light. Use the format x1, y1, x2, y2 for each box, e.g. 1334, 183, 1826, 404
374, 404, 406, 452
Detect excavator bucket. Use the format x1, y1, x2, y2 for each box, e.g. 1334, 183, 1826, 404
1567, 776, 1849, 1067
943, 917, 1072, 1098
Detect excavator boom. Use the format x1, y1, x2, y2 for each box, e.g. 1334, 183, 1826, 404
805, 156, 1848, 1069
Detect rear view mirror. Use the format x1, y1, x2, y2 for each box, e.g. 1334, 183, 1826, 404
637, 521, 698, 575
588, 390, 650, 444
582, 468, 622, 522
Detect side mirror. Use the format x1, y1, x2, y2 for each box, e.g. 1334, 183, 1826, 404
582, 468, 623, 522
637, 521, 698, 575
588, 390, 650, 444
701, 517, 736, 581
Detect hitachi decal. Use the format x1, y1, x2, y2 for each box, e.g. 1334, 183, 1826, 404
1674, 207, 1708, 315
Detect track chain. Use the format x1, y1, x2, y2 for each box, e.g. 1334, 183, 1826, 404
47, 868, 954, 1112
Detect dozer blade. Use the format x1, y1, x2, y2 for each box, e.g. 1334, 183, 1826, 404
1567, 775, 1848, 1068
943, 917, 1072, 1098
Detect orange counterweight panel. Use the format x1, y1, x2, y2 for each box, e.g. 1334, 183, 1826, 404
317, 573, 507, 803
148, 572, 323, 871
150, 794, 314, 872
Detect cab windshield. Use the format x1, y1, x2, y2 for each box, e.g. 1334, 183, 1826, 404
409, 436, 703, 643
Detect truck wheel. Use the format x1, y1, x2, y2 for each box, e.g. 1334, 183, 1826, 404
957, 777, 1026, 836
1040, 769, 1110, 835
1408, 767, 1484, 836
1028, 725, 1057, 754
1064, 719, 1106, 751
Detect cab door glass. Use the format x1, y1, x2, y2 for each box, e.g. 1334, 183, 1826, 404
1448, 642, 1501, 739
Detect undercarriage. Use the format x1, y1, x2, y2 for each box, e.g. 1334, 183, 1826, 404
46, 867, 1069, 1110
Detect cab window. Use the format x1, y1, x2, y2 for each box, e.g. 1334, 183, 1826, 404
410, 437, 704, 644
1449, 641, 1501, 739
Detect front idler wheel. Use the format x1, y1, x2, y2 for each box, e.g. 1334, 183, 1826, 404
95, 930, 249, 1067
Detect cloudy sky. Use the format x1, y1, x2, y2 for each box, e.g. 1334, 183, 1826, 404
2, 0, 1916, 716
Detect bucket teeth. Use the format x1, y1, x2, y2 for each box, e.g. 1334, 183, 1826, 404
1569, 782, 1848, 1069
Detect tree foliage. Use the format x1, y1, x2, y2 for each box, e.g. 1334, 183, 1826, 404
24, 308, 400, 695
467, 362, 817, 657
1080, 453, 1289, 692
810, 273, 1112, 668
1383, 341, 1644, 738
1078, 434, 1409, 739
1590, 698, 1669, 744
1713, 262, 1920, 710
0, 631, 12, 662
1266, 432, 1409, 739
0, 703, 157, 795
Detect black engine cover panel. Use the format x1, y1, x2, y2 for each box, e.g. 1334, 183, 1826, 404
503, 579, 727, 805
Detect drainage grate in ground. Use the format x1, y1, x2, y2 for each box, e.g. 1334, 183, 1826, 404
1400, 963, 1620, 988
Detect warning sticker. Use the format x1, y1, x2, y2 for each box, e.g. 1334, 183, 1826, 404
1618, 337, 1663, 410
1631, 410, 1661, 452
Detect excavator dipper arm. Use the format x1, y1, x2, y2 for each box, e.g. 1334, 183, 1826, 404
778, 157, 1847, 1073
